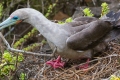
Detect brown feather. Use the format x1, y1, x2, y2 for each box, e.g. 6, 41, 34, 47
67, 20, 112, 50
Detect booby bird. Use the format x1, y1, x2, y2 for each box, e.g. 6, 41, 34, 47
0, 8, 120, 69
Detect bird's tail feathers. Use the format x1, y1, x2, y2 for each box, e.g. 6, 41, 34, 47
101, 11, 120, 27
103, 11, 120, 42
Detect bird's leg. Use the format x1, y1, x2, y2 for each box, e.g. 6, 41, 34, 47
76, 58, 90, 70
79, 58, 90, 69
46, 55, 65, 69
46, 47, 65, 69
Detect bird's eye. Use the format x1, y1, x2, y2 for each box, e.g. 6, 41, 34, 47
12, 16, 19, 20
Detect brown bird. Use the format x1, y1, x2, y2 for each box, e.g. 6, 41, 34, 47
0, 8, 120, 69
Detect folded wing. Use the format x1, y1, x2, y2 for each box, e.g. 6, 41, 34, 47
66, 20, 112, 50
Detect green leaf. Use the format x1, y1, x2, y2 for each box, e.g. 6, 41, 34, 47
83, 8, 94, 17
3, 51, 12, 62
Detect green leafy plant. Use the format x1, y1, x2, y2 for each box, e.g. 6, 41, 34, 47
45, 3, 56, 17
83, 2, 109, 17
83, 8, 94, 17
0, 3, 3, 18
58, 17, 73, 24
0, 51, 24, 78
110, 75, 120, 80
23, 42, 43, 51
19, 72, 26, 80
101, 2, 109, 17
13, 28, 38, 48
65, 17, 73, 23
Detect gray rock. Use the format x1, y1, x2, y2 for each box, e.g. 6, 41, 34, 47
72, 6, 101, 19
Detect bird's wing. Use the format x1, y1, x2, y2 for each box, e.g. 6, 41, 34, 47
66, 20, 112, 50
68, 17, 98, 27
74, 16, 97, 22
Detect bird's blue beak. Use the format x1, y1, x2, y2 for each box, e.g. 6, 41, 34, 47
0, 17, 21, 30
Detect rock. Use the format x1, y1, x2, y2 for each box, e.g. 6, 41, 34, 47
72, 6, 101, 19
53, 11, 69, 20
100, 0, 119, 4
109, 3, 120, 12
72, 0, 120, 19
72, 7, 83, 19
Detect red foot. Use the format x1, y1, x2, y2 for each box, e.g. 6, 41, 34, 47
46, 56, 65, 69
79, 59, 90, 69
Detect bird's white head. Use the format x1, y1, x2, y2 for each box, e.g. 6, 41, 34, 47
0, 8, 39, 30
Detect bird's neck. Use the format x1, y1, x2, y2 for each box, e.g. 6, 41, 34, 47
27, 12, 61, 41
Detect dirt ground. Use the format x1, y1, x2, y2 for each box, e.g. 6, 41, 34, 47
14, 39, 120, 80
